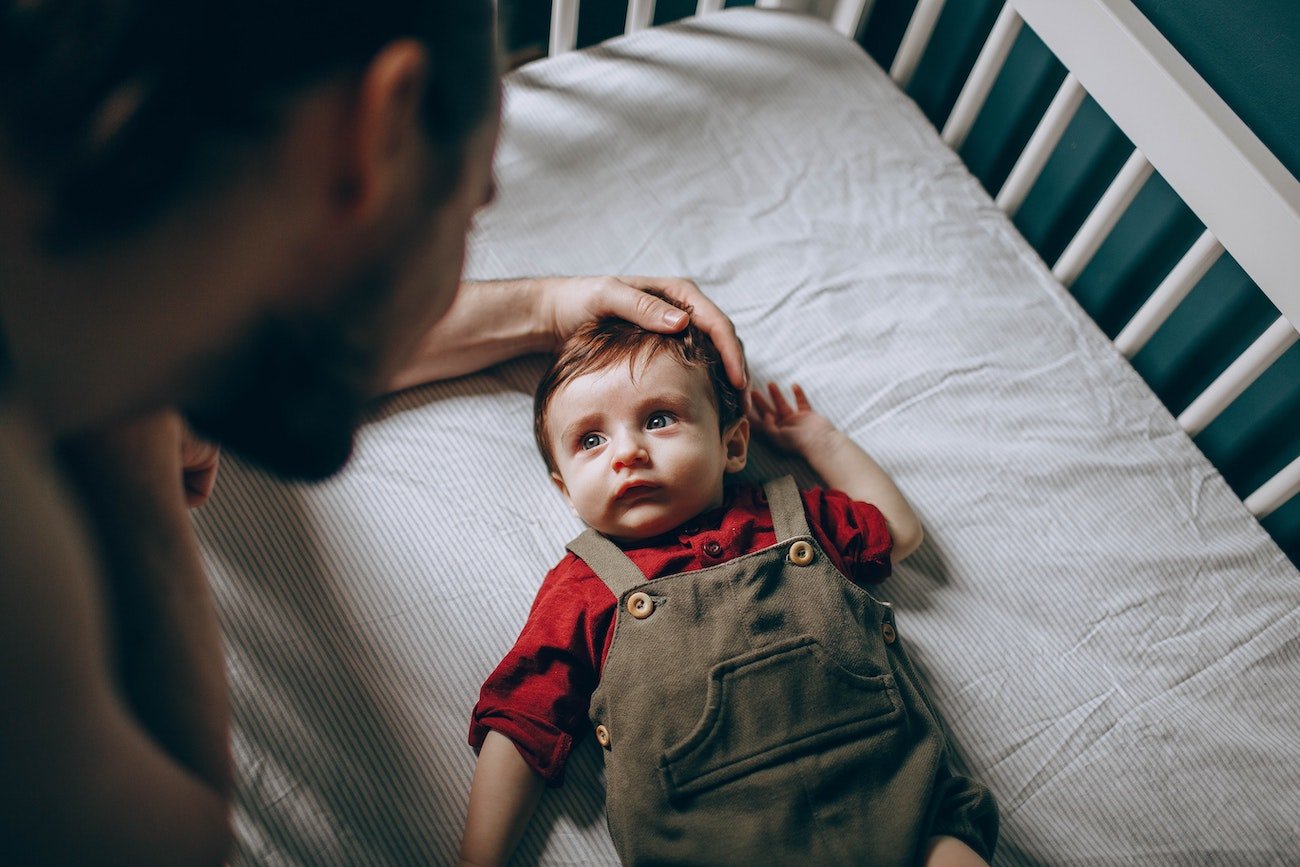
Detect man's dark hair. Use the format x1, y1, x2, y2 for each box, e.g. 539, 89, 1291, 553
0, 0, 497, 250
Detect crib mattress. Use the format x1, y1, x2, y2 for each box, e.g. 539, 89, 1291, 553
194, 9, 1300, 865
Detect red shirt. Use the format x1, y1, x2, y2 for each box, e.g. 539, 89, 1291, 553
469, 484, 893, 786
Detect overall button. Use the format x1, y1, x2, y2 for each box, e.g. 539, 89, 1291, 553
595, 724, 611, 748
881, 621, 897, 644
702, 540, 724, 559
626, 591, 655, 619
788, 540, 814, 566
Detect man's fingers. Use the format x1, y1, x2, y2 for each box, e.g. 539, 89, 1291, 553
620, 276, 748, 391
698, 313, 746, 392
690, 306, 746, 392
603, 279, 689, 331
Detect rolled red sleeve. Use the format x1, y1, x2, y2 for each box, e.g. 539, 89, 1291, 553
469, 558, 615, 787
802, 487, 893, 586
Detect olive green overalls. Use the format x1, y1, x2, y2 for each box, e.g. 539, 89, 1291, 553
566, 476, 997, 866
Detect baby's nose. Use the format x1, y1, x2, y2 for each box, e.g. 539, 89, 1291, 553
611, 437, 648, 470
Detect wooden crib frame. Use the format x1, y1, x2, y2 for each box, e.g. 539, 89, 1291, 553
528, 0, 1300, 523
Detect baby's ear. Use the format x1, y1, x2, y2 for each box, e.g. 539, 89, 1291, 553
723, 417, 749, 474
551, 472, 582, 518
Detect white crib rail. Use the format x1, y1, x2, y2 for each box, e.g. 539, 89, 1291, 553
1114, 230, 1224, 358
1246, 457, 1300, 521
1052, 149, 1153, 287
626, 0, 656, 34
831, 0, 876, 38
1177, 317, 1299, 438
995, 74, 1086, 217
548, 0, 579, 55
889, 0, 946, 89
548, 1, 883, 56
941, 3, 1022, 150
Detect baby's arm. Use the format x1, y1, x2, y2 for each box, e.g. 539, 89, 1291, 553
750, 383, 924, 562
458, 731, 545, 867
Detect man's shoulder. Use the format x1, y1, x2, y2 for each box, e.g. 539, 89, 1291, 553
0, 401, 97, 591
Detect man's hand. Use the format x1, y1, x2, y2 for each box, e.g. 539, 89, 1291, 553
387, 276, 749, 394
542, 276, 748, 392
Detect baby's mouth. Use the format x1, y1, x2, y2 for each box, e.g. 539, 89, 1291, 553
615, 480, 658, 500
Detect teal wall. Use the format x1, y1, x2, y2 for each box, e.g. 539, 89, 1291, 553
502, 0, 1300, 566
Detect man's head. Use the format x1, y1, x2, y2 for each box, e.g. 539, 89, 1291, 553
0, 0, 499, 478
535, 299, 749, 540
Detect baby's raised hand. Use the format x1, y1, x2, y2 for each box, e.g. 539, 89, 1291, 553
749, 382, 838, 457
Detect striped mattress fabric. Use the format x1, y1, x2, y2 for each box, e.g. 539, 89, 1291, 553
194, 9, 1300, 865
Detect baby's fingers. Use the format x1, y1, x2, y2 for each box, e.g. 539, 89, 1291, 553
766, 382, 794, 417
791, 383, 812, 412
749, 388, 774, 421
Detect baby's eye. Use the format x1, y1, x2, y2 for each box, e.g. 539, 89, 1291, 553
580, 433, 606, 451
646, 412, 676, 430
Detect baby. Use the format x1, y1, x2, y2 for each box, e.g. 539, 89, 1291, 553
460, 304, 998, 866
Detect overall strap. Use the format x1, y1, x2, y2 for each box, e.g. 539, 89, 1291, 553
566, 529, 649, 599
764, 475, 811, 542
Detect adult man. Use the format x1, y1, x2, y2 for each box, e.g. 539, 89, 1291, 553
0, 1, 744, 862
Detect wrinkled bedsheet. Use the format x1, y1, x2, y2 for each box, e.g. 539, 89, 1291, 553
195, 9, 1300, 864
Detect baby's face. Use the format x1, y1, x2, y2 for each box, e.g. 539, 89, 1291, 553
547, 352, 748, 541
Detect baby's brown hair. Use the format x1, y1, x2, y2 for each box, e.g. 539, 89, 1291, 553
534, 293, 743, 474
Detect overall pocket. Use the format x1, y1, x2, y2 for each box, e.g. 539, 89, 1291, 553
659, 634, 903, 803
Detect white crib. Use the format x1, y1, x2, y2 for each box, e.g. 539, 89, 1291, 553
196, 2, 1300, 863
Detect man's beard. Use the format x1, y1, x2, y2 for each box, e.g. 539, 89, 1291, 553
184, 290, 386, 483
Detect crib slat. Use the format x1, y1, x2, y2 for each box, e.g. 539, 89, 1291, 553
696, 0, 724, 14
830, 0, 877, 38
941, 4, 1023, 150
890, 0, 948, 89
1245, 455, 1300, 519
549, 0, 579, 56
626, 0, 655, 33
1114, 230, 1224, 358
1052, 149, 1154, 287
995, 73, 1086, 217
1013, 0, 1300, 333
1177, 316, 1300, 437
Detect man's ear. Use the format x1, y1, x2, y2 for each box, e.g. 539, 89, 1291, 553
337, 39, 429, 222
723, 417, 749, 474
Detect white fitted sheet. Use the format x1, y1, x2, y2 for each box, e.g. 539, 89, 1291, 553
195, 10, 1300, 864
